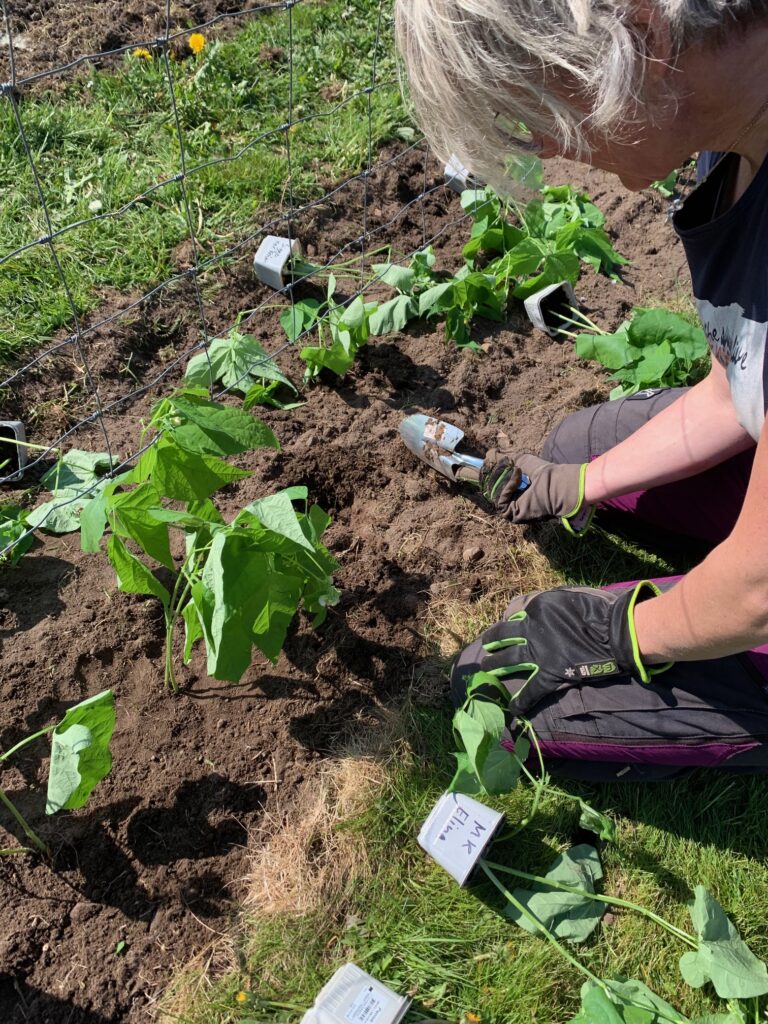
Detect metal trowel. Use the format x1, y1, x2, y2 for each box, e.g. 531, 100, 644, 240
399, 414, 530, 492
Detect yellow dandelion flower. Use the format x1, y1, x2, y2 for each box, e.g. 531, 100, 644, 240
463, 1014, 482, 1024
235, 991, 249, 1004
133, 47, 152, 60
189, 33, 205, 55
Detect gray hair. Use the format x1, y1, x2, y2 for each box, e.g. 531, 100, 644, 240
395, 0, 765, 191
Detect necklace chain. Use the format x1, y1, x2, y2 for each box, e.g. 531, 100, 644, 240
667, 91, 768, 219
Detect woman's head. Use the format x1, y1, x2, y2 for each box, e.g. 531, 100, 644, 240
395, 0, 767, 191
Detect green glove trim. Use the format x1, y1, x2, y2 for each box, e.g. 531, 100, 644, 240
560, 463, 594, 536
625, 581, 674, 683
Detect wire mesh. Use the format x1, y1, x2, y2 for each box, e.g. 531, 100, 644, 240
0, 0, 471, 555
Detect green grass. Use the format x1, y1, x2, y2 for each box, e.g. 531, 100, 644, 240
0, 0, 406, 356
160, 701, 768, 1024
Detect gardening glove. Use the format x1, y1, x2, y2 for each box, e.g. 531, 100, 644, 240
480, 435, 593, 534
477, 582, 673, 719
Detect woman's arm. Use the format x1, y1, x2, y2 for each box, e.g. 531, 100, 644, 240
584, 359, 755, 503
634, 406, 768, 662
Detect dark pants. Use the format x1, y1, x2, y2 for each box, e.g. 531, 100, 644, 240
453, 388, 768, 781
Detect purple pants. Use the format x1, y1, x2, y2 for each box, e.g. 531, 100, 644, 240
452, 388, 768, 781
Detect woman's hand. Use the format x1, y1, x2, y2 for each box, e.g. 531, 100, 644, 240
480, 449, 593, 533
476, 582, 671, 718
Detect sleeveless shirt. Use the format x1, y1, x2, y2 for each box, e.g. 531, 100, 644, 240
673, 150, 768, 441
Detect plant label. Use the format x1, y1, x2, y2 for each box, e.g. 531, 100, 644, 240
253, 235, 302, 291
523, 281, 578, 338
0, 420, 27, 482
444, 154, 482, 194
300, 963, 410, 1024
418, 792, 504, 886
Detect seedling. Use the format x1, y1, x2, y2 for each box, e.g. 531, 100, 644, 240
0, 420, 27, 482
254, 235, 302, 291
301, 963, 410, 1024
0, 690, 116, 857
83, 388, 339, 690
184, 327, 302, 410
0, 505, 33, 564
560, 306, 710, 398
432, 672, 768, 1019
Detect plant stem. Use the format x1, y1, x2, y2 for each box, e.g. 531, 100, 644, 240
0, 847, 34, 856
479, 860, 605, 987
0, 724, 55, 764
481, 860, 696, 947
0, 787, 48, 855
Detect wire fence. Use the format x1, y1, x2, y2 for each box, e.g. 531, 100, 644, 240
0, 0, 472, 554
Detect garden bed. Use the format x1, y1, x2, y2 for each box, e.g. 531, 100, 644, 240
0, 148, 687, 1023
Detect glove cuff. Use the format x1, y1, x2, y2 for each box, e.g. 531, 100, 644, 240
560, 463, 594, 536
611, 581, 674, 683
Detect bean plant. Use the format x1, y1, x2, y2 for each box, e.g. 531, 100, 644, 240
562, 307, 710, 398
449, 672, 768, 1022
281, 181, 627, 372
81, 388, 339, 689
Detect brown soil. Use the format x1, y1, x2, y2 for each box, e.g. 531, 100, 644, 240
0, 147, 688, 1023
1, 0, 264, 85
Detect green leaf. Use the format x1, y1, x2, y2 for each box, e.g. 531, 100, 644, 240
152, 437, 250, 503
181, 598, 203, 663
418, 282, 456, 318
507, 151, 544, 190
369, 295, 418, 336
107, 535, 170, 608
40, 449, 116, 493
46, 690, 116, 814
691, 1014, 748, 1024
578, 800, 617, 843
628, 308, 707, 359
568, 978, 686, 1024
251, 569, 304, 662
0, 505, 33, 564
513, 251, 581, 300
241, 487, 314, 551
168, 394, 279, 456
453, 707, 495, 783
448, 751, 484, 795
80, 490, 108, 553
575, 324, 634, 370
602, 978, 686, 1023
279, 301, 321, 344
108, 482, 174, 568
371, 263, 416, 293
651, 170, 678, 198
28, 486, 108, 534
679, 885, 768, 999
242, 382, 303, 411
573, 228, 628, 276
630, 342, 675, 386
507, 844, 605, 943
300, 342, 356, 379
567, 984, 623, 1024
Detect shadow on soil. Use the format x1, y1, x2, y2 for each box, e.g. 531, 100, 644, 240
1, 974, 114, 1024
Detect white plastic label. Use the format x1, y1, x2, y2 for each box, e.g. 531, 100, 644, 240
418, 792, 504, 886
345, 985, 388, 1023
253, 235, 301, 291
301, 963, 410, 1024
